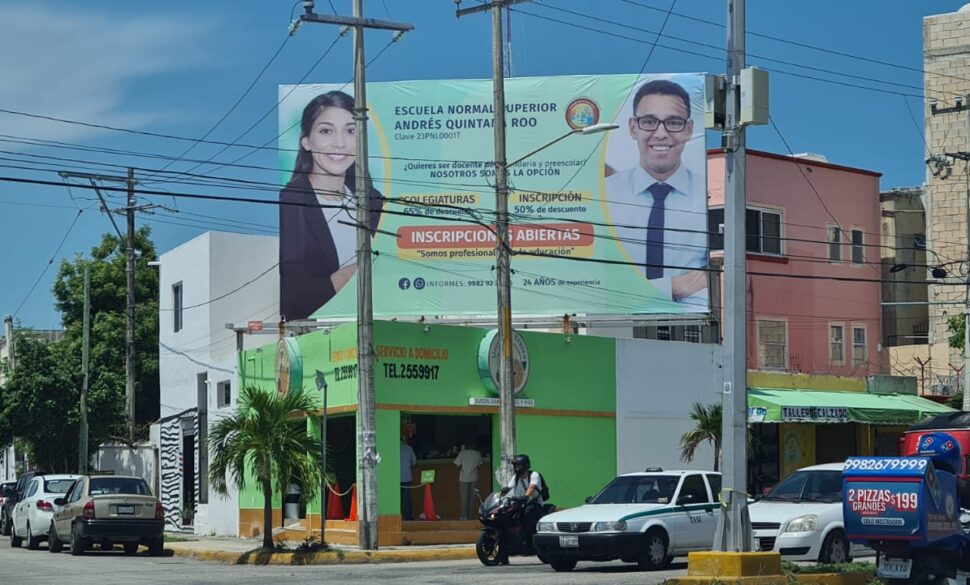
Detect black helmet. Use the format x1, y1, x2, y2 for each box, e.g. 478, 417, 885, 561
512, 454, 531, 476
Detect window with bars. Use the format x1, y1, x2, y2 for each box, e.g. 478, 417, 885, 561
656, 326, 671, 341
829, 325, 844, 365
828, 226, 842, 261
852, 326, 867, 366
758, 320, 787, 370
708, 208, 782, 255
684, 325, 702, 343
851, 229, 864, 264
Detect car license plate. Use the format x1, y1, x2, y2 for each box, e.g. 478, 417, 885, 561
878, 557, 912, 579
559, 535, 579, 548
117, 505, 136, 515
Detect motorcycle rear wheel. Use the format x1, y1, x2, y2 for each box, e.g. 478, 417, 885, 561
476, 530, 502, 566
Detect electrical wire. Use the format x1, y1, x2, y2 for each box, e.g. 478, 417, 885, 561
12, 209, 84, 318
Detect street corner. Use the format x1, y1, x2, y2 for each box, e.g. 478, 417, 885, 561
166, 541, 476, 565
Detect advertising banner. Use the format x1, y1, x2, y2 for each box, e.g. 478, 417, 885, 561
277, 73, 709, 321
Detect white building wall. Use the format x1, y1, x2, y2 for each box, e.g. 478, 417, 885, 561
158, 231, 279, 536
615, 338, 724, 474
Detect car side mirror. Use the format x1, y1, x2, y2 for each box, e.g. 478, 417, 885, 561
53, 497, 66, 506
677, 493, 696, 506
584, 496, 593, 504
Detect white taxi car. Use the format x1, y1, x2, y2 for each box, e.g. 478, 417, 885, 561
534, 469, 721, 572
749, 462, 867, 563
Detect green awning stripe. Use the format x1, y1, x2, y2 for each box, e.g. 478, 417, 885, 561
746, 388, 956, 425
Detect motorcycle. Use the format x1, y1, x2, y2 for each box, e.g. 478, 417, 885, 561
475, 491, 556, 566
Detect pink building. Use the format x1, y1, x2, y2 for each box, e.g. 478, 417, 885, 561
706, 149, 883, 376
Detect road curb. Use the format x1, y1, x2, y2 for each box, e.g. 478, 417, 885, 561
167, 543, 477, 565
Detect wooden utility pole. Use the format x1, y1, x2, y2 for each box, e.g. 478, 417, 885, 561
126, 167, 137, 443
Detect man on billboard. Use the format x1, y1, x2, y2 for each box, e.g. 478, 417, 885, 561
605, 79, 708, 308
279, 90, 384, 321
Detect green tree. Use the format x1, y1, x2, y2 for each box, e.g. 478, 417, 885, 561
52, 228, 160, 438
0, 228, 159, 471
680, 402, 722, 471
0, 330, 78, 472
208, 386, 323, 550
948, 316, 964, 351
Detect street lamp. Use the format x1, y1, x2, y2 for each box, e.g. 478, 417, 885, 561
495, 122, 618, 483
508, 124, 620, 168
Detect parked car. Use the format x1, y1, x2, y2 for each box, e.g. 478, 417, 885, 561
749, 462, 867, 563
534, 469, 721, 572
50, 475, 164, 556
0, 482, 15, 535
10, 474, 79, 549
1, 471, 44, 536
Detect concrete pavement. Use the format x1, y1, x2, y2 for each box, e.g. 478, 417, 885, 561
166, 536, 478, 565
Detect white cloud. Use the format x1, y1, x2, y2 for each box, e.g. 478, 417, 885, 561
0, 5, 216, 143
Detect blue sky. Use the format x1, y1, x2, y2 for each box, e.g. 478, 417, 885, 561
0, 0, 963, 329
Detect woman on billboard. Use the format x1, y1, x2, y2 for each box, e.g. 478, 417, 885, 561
279, 90, 384, 321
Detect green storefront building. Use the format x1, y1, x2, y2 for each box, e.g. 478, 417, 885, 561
238, 320, 617, 545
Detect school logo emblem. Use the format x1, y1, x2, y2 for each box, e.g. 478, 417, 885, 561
565, 98, 600, 130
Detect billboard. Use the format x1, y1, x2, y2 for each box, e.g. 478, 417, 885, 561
278, 73, 709, 321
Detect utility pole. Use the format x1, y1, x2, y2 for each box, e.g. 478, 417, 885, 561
718, 0, 751, 553
80, 267, 90, 474
298, 1, 412, 551
126, 167, 137, 443
456, 0, 530, 486
59, 169, 157, 444
2, 314, 13, 374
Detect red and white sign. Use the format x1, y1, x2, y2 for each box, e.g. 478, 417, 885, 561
247, 320, 264, 333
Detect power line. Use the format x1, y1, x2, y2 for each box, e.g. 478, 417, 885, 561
617, 0, 970, 93
140, 32, 294, 184
13, 209, 84, 317
508, 5, 927, 100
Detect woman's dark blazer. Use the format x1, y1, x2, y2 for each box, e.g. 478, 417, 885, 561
279, 173, 384, 320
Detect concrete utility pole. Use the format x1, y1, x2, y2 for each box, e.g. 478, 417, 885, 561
455, 0, 531, 486
719, 0, 751, 553
80, 267, 90, 474
298, 1, 413, 551
2, 314, 14, 373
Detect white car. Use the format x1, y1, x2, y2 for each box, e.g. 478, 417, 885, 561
534, 469, 721, 572
11, 474, 80, 550
749, 462, 866, 563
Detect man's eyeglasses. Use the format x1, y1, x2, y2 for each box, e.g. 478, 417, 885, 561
634, 116, 689, 133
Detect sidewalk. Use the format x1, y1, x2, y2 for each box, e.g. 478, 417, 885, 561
165, 536, 477, 565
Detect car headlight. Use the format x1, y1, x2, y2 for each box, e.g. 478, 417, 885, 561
537, 522, 555, 533
784, 514, 818, 533
591, 521, 627, 532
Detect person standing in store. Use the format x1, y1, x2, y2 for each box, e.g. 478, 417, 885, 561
453, 441, 483, 520
400, 434, 417, 521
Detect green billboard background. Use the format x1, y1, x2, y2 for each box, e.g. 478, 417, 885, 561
278, 73, 709, 319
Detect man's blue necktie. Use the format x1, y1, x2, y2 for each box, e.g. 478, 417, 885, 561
645, 182, 672, 279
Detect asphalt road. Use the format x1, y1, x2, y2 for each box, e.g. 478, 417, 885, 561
0, 537, 688, 585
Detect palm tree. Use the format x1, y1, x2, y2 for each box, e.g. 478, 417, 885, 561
209, 386, 323, 550
680, 402, 722, 471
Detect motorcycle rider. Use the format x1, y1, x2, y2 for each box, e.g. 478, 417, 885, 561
498, 454, 544, 564
918, 432, 970, 510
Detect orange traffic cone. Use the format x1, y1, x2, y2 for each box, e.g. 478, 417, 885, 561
327, 484, 344, 520
421, 483, 437, 521
347, 485, 358, 521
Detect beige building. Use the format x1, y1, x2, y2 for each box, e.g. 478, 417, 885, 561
921, 6, 970, 397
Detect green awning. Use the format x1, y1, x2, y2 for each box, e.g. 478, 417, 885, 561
747, 388, 956, 425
